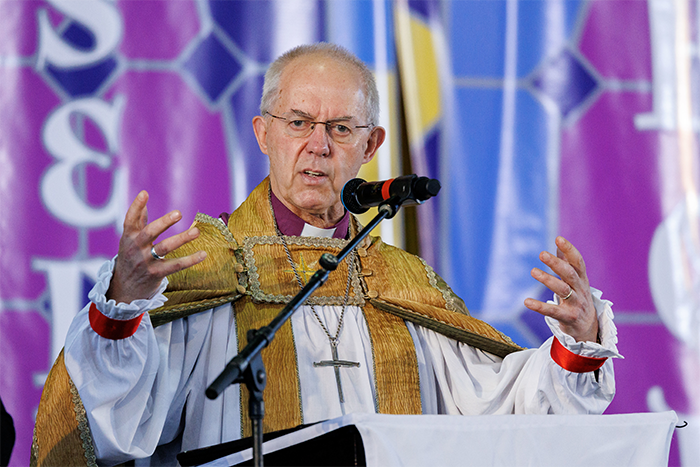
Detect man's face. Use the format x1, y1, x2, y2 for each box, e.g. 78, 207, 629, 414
253, 55, 385, 225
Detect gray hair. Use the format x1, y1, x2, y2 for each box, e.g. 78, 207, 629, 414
260, 43, 379, 124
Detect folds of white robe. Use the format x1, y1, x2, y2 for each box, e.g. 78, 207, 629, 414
63, 258, 621, 466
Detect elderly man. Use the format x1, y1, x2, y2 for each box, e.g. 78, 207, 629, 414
32, 43, 619, 466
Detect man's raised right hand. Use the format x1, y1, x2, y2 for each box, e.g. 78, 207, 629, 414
106, 190, 207, 304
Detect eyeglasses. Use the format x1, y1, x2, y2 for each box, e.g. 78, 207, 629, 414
265, 112, 373, 144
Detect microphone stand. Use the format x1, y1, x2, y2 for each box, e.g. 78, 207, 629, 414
205, 196, 404, 467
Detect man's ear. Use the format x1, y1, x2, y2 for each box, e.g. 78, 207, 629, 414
362, 126, 386, 163
252, 115, 268, 154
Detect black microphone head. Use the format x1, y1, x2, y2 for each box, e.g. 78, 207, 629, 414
341, 178, 369, 214
414, 177, 441, 201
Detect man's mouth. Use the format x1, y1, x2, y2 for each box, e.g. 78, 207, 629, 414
303, 170, 325, 177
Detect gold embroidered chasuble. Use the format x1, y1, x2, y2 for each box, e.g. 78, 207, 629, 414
31, 178, 521, 467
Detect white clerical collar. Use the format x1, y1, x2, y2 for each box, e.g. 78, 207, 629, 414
300, 223, 337, 238
270, 188, 350, 239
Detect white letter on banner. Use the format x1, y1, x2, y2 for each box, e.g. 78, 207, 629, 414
41, 96, 127, 230
36, 0, 122, 69
635, 0, 676, 131
32, 258, 107, 365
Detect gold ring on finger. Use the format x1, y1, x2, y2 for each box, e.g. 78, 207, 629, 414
560, 287, 573, 300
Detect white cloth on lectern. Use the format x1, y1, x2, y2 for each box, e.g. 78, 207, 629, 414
209, 412, 676, 467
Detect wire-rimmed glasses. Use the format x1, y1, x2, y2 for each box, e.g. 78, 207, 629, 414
265, 112, 373, 144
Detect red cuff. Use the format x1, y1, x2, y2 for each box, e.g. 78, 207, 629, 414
550, 336, 607, 373
88, 303, 144, 340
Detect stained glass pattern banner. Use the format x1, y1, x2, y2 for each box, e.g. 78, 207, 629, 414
1, 1, 698, 465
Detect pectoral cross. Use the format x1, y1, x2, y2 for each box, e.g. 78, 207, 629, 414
313, 340, 360, 404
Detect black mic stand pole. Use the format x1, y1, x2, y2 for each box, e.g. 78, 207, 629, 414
205, 196, 404, 467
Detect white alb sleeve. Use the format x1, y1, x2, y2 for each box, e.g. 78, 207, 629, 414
410, 288, 621, 415
63, 257, 191, 465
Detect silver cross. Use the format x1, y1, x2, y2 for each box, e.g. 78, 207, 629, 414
313, 340, 360, 403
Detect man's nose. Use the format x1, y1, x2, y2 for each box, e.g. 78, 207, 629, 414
306, 123, 331, 157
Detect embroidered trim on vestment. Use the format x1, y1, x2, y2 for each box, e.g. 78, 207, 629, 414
370, 298, 521, 358
30, 428, 39, 466
69, 378, 97, 467
243, 235, 364, 306
195, 212, 237, 244
150, 295, 241, 328
420, 258, 459, 313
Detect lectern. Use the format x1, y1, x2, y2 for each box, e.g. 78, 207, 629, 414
179, 423, 364, 466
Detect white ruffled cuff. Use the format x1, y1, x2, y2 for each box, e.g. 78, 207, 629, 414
545, 287, 623, 359
87, 256, 169, 320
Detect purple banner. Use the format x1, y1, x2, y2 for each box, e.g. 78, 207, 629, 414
1, 1, 699, 466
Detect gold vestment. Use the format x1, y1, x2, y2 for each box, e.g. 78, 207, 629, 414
31, 178, 521, 466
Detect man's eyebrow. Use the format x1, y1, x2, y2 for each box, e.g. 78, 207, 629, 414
290, 109, 314, 119
290, 109, 354, 122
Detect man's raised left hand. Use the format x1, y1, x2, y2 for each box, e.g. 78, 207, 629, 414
524, 236, 599, 343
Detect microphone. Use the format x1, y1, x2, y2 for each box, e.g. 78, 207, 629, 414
342, 175, 441, 214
